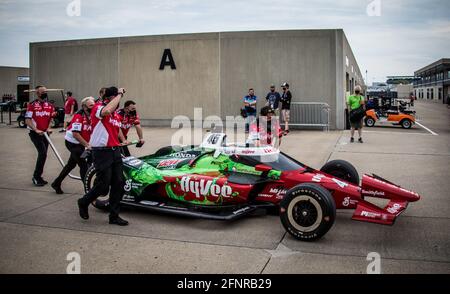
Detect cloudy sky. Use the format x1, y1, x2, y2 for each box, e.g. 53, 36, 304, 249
0, 0, 449, 83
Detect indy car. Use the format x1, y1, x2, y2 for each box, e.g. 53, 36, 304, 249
83, 133, 420, 241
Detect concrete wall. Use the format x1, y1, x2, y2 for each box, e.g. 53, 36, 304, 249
220, 30, 338, 128
0, 66, 29, 97
30, 30, 364, 129
30, 38, 119, 103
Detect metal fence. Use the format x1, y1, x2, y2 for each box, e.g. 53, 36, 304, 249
288, 102, 331, 131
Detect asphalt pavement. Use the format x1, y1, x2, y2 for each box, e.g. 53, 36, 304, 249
0, 100, 449, 273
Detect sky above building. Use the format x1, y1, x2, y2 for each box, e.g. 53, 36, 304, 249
0, 0, 449, 83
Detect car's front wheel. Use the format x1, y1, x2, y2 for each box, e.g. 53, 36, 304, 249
280, 183, 336, 241
84, 165, 110, 211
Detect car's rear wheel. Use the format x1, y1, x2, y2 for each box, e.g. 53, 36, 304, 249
365, 117, 375, 127
320, 159, 359, 185
84, 165, 110, 211
280, 183, 336, 241
400, 119, 412, 129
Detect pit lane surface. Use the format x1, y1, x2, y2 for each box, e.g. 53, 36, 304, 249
0, 100, 448, 273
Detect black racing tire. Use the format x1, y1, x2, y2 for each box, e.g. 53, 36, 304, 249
320, 159, 359, 185
365, 117, 375, 127
154, 145, 179, 157
83, 165, 110, 211
400, 119, 412, 129
280, 183, 336, 241
18, 118, 26, 128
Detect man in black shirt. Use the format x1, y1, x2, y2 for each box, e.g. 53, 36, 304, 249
280, 82, 292, 133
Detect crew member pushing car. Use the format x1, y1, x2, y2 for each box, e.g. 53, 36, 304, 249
77, 87, 129, 226
116, 100, 145, 157
25, 85, 55, 186
51, 97, 95, 194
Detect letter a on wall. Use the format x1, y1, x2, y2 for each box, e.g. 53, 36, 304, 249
159, 49, 176, 70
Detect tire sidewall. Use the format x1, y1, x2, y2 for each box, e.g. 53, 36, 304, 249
365, 117, 375, 127
401, 119, 412, 129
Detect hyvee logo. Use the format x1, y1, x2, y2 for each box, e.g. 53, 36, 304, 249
180, 177, 232, 198
35, 111, 51, 117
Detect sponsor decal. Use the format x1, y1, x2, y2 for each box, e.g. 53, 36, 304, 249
387, 203, 402, 214
342, 197, 350, 207
257, 193, 273, 198
157, 159, 183, 169
312, 174, 325, 183
362, 189, 385, 197
361, 211, 381, 219
269, 187, 287, 196
108, 117, 122, 127
122, 194, 135, 201
332, 178, 348, 188
180, 176, 232, 199
232, 206, 252, 215
123, 157, 144, 168
169, 152, 197, 158
123, 179, 143, 192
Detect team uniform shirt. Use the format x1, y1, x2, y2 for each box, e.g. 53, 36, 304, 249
247, 118, 282, 146
65, 111, 92, 144
25, 100, 55, 131
116, 109, 141, 137
89, 104, 122, 147
64, 97, 77, 114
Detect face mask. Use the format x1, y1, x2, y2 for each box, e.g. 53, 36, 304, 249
40, 93, 48, 100
129, 110, 137, 116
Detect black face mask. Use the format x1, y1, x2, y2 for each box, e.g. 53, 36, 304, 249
40, 93, 48, 100
129, 110, 137, 116
355, 91, 361, 95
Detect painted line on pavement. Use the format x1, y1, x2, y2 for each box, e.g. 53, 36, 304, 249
415, 122, 438, 136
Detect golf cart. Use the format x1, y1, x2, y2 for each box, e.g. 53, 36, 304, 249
17, 89, 66, 128
365, 96, 416, 129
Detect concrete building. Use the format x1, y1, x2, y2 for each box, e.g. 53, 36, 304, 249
30, 29, 365, 129
414, 58, 450, 104
0, 66, 30, 104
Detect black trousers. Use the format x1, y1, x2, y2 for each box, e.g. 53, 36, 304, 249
80, 148, 124, 219
29, 131, 49, 179
53, 140, 88, 186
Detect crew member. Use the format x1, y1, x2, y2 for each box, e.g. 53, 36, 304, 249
116, 100, 145, 157
61, 91, 77, 132
77, 87, 128, 226
95, 87, 107, 104
247, 106, 282, 147
51, 97, 95, 194
25, 85, 55, 186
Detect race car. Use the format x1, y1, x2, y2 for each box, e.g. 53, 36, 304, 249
83, 133, 421, 241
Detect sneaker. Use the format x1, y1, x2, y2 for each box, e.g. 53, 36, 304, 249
32, 177, 47, 186
358, 138, 363, 143
51, 182, 64, 194
109, 216, 129, 226
350, 137, 354, 143
77, 198, 89, 220
59, 129, 66, 133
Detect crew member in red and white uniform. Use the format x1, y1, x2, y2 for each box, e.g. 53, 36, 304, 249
51, 97, 95, 194
77, 87, 129, 226
25, 85, 55, 186
116, 100, 145, 157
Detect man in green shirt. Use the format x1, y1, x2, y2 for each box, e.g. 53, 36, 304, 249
347, 85, 365, 143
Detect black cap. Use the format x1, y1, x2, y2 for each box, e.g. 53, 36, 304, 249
104, 86, 118, 98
